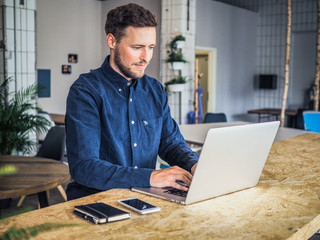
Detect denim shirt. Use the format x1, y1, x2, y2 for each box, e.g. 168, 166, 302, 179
66, 56, 198, 192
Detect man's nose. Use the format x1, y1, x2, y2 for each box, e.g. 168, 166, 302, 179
140, 48, 153, 62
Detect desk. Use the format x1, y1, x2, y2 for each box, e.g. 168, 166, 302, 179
248, 108, 297, 123
179, 121, 307, 144
0, 134, 320, 239
50, 113, 65, 125
0, 156, 70, 208
180, 121, 248, 144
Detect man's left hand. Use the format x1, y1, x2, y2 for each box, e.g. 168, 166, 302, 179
191, 163, 197, 175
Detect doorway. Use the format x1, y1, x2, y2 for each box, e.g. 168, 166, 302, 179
195, 54, 209, 117
195, 47, 217, 118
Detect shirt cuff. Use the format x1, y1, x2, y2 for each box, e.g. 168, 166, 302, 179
132, 168, 154, 188
185, 159, 198, 173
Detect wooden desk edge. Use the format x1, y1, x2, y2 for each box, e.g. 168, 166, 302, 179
50, 113, 65, 125
247, 108, 297, 116
288, 214, 320, 240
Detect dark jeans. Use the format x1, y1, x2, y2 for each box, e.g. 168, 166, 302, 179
66, 182, 101, 201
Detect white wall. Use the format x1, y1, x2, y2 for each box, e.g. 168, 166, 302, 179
36, 0, 104, 114
196, 0, 257, 122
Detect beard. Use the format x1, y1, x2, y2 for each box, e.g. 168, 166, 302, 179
114, 46, 148, 80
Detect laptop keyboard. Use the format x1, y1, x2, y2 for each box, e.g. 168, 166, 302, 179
163, 189, 188, 197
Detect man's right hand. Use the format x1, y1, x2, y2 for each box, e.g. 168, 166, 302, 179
149, 165, 192, 191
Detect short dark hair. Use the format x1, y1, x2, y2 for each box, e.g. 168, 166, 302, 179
105, 3, 157, 41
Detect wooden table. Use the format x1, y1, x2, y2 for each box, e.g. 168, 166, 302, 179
0, 156, 70, 208
1, 133, 320, 239
247, 108, 297, 123
50, 113, 65, 125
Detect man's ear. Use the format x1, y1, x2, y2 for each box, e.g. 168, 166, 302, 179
106, 33, 116, 49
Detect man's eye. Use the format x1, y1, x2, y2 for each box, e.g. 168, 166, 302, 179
133, 47, 141, 50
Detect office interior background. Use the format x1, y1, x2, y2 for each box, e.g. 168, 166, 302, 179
0, 0, 317, 124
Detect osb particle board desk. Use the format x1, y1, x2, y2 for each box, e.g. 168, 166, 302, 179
0, 156, 70, 208
1, 133, 320, 239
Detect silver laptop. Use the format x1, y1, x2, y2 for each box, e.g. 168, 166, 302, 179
132, 121, 280, 205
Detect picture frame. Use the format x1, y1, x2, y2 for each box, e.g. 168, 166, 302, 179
62, 65, 72, 74
68, 54, 78, 63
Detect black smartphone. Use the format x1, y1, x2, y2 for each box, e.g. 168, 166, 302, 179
118, 198, 161, 215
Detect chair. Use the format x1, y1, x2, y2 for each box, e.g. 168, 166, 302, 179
203, 113, 227, 123
17, 126, 67, 207
36, 125, 66, 161
303, 111, 320, 133
290, 108, 306, 129
37, 111, 55, 143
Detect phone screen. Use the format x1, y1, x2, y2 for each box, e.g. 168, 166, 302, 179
122, 198, 156, 210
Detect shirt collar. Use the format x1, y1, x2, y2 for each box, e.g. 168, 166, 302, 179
101, 55, 138, 89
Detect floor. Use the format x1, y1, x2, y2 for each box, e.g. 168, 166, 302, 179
0, 181, 70, 219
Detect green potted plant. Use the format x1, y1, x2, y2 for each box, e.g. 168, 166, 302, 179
166, 34, 187, 70
170, 34, 186, 49
166, 52, 187, 70
165, 75, 187, 92
0, 78, 51, 155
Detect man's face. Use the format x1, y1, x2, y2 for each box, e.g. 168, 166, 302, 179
108, 26, 156, 80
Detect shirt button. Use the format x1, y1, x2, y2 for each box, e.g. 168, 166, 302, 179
127, 82, 131, 86
131, 120, 135, 125
130, 98, 133, 102
118, 88, 122, 92
134, 166, 138, 169
133, 143, 137, 147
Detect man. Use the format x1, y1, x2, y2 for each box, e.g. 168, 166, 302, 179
66, 3, 198, 200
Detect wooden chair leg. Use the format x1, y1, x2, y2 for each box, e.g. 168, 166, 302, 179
57, 185, 67, 201
17, 195, 26, 207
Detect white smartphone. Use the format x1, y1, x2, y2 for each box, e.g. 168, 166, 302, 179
118, 198, 161, 215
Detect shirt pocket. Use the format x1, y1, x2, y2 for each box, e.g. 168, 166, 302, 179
137, 117, 162, 151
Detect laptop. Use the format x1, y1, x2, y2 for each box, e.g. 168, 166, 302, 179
132, 121, 280, 205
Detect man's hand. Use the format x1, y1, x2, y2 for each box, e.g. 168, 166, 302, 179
191, 163, 197, 175
150, 166, 192, 191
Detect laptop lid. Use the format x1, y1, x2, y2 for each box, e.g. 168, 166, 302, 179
185, 121, 279, 204
132, 121, 280, 205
